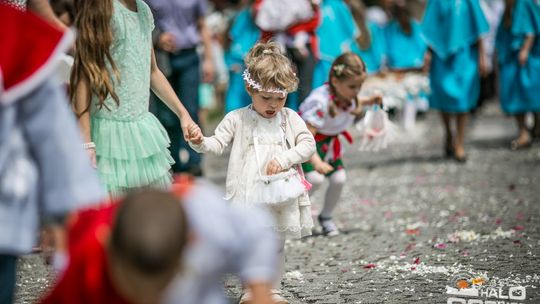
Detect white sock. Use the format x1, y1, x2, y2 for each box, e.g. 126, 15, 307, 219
320, 169, 346, 219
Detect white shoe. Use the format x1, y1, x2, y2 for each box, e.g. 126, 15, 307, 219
270, 289, 289, 304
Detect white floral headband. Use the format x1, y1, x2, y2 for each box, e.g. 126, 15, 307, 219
242, 69, 288, 97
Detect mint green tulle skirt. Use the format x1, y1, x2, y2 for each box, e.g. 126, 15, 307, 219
91, 113, 174, 196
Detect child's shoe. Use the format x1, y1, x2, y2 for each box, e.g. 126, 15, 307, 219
270, 289, 289, 304
318, 215, 340, 237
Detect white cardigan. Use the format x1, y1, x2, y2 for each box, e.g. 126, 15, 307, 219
190, 106, 316, 200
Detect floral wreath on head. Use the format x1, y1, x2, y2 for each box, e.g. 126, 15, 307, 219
333, 64, 346, 77
242, 69, 288, 97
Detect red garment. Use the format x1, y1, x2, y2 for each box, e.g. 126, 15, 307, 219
314, 131, 353, 161
40, 204, 131, 304
41, 179, 194, 304
0, 3, 72, 104
253, 0, 321, 58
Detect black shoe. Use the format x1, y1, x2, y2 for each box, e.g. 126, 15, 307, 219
453, 153, 467, 163
454, 156, 467, 163
510, 139, 531, 151
318, 215, 340, 237
445, 146, 454, 158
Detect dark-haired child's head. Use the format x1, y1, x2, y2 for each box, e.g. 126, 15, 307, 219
108, 189, 189, 303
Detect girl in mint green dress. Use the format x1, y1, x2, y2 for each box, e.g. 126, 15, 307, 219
70, 0, 196, 196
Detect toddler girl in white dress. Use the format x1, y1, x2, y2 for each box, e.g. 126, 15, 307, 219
188, 41, 316, 304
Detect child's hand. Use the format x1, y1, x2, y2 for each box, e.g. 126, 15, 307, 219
188, 124, 203, 145
354, 94, 383, 118
266, 159, 283, 175
314, 161, 333, 175
180, 116, 196, 141
367, 94, 383, 107
86, 148, 97, 169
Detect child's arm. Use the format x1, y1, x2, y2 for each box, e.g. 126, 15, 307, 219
305, 123, 333, 175
149, 48, 197, 140
188, 111, 237, 155
519, 35, 535, 66
72, 77, 96, 168
272, 110, 316, 171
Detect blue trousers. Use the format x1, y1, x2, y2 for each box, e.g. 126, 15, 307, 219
151, 49, 201, 173
0, 255, 16, 304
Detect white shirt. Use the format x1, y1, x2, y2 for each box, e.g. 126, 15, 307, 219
299, 85, 356, 136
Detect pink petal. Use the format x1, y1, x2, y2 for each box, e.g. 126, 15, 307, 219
434, 243, 447, 249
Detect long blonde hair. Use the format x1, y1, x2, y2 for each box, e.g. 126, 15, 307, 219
70, 0, 120, 115
244, 41, 299, 94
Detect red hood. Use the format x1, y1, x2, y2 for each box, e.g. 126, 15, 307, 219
0, 3, 73, 104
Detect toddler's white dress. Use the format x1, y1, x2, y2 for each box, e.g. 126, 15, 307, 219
232, 110, 313, 239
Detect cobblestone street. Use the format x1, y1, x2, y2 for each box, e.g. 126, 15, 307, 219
16, 104, 540, 303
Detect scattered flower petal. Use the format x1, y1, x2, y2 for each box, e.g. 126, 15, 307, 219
434, 243, 447, 249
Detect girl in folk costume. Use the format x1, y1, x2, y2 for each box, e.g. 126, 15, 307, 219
188, 41, 316, 304
421, 0, 489, 162
299, 53, 382, 236
70, 0, 197, 196
496, 0, 540, 149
